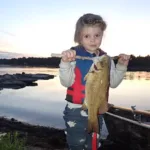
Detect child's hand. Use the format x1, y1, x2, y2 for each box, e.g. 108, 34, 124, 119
118, 54, 130, 66
61, 50, 76, 62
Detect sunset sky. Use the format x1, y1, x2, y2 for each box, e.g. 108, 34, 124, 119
0, 0, 150, 57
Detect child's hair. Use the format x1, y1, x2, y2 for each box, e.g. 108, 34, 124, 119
74, 13, 107, 43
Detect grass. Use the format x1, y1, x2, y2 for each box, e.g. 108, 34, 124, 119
0, 131, 26, 150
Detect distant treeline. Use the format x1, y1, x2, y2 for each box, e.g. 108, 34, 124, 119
0, 57, 61, 68
0, 55, 150, 71
114, 55, 150, 71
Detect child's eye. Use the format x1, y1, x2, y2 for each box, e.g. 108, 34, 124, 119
95, 34, 100, 37
84, 35, 89, 38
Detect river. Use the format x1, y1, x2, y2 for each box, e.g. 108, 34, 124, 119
0, 66, 150, 129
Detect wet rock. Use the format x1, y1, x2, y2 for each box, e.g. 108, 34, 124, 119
0, 72, 55, 90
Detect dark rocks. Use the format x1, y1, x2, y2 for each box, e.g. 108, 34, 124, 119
0, 80, 26, 89
0, 117, 67, 149
0, 72, 55, 90
19, 72, 55, 80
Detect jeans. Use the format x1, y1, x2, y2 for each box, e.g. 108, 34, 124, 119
63, 104, 108, 150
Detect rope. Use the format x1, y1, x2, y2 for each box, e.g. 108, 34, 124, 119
105, 112, 150, 129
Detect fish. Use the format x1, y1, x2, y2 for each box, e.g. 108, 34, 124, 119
82, 55, 110, 133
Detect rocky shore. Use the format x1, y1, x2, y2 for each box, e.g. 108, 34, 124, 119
0, 117, 130, 150
0, 117, 67, 150
0, 72, 55, 90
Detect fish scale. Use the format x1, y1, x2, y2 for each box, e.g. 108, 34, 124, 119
82, 55, 110, 133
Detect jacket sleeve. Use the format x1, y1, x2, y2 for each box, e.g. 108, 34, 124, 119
110, 59, 127, 88
59, 60, 76, 87
59, 57, 127, 88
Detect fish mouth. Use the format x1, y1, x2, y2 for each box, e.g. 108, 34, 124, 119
94, 64, 103, 71
94, 64, 98, 70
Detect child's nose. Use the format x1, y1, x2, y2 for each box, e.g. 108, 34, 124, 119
90, 36, 95, 42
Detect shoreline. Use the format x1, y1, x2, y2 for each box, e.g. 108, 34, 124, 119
0, 65, 57, 69
1, 65, 150, 72
0, 116, 67, 150
0, 116, 144, 150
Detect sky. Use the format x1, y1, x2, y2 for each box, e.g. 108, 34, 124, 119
0, 0, 150, 57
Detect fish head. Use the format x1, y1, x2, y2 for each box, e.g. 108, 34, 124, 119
84, 56, 109, 81
84, 62, 103, 82
93, 56, 109, 72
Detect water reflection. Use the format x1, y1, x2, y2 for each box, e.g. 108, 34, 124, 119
124, 71, 150, 80
0, 67, 150, 128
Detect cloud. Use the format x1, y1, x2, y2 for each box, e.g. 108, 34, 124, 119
0, 51, 31, 59
0, 30, 15, 37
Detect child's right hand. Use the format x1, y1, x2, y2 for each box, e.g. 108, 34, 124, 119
61, 50, 76, 62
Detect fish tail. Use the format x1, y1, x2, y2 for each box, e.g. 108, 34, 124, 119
87, 120, 93, 133
87, 116, 99, 133
93, 117, 99, 133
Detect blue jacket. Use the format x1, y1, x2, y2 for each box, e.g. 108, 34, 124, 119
65, 46, 107, 104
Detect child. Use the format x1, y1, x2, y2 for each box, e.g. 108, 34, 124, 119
59, 13, 130, 150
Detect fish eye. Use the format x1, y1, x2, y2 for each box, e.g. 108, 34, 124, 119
91, 71, 95, 73
100, 62, 104, 67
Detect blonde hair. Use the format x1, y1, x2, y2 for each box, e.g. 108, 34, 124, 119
74, 13, 107, 43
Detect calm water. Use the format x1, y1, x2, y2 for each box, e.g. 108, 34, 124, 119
0, 66, 150, 129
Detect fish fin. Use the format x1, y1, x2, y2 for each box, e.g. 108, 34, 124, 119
82, 102, 87, 110
84, 73, 89, 81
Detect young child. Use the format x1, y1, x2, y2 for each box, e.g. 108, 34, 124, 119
59, 13, 130, 150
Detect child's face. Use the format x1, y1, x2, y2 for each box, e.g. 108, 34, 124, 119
80, 25, 103, 53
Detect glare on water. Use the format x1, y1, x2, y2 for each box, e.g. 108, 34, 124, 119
0, 67, 150, 128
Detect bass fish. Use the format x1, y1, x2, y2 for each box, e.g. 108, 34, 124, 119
82, 55, 110, 133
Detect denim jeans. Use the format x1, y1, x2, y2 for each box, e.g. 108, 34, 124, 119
63, 104, 107, 150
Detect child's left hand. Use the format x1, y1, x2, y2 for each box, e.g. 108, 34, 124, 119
118, 54, 131, 66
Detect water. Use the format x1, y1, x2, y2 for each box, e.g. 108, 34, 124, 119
0, 66, 150, 129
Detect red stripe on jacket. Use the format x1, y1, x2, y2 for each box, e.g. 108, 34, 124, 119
67, 67, 85, 104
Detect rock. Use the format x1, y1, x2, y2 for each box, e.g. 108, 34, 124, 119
20, 72, 55, 80
0, 80, 26, 89
0, 72, 55, 90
